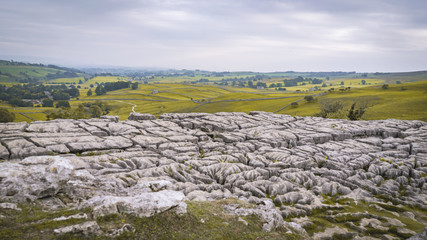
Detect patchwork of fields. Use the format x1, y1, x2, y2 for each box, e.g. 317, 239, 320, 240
1, 62, 426, 123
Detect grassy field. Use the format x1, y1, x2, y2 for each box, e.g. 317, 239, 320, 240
45, 77, 85, 84
1, 63, 426, 123
278, 81, 427, 121
0, 60, 85, 83
3, 80, 427, 122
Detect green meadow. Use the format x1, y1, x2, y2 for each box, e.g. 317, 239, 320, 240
7, 79, 425, 122
278, 81, 427, 121
1, 60, 426, 123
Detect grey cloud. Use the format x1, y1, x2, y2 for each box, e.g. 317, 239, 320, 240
0, 0, 426, 71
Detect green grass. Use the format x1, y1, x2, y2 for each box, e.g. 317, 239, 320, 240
299, 195, 427, 238
46, 77, 84, 84
0, 199, 303, 240
0, 203, 88, 240
0, 61, 85, 83
193, 97, 301, 113
278, 81, 427, 121
2, 71, 426, 122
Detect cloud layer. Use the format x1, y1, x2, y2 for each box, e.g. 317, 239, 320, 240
1, 0, 426, 72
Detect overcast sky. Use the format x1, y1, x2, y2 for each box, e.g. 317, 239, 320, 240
1, 0, 426, 72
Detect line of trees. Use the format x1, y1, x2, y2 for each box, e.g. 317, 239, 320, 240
283, 76, 323, 87
0, 83, 79, 107
46, 101, 113, 120
95, 81, 138, 95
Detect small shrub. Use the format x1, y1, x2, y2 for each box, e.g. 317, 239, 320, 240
304, 95, 315, 103
290, 102, 298, 108
315, 100, 344, 118
0, 108, 15, 122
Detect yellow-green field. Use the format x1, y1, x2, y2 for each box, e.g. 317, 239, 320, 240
46, 77, 84, 84
2, 74, 427, 122
278, 81, 427, 121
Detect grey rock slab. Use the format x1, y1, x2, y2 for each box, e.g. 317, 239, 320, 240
0, 143, 9, 159
0, 202, 21, 211
100, 115, 120, 122
408, 227, 427, 240
83, 190, 186, 218
67, 136, 133, 152
128, 112, 156, 121
3, 138, 50, 159
0, 122, 27, 133
46, 144, 70, 153
54, 221, 103, 236
26, 120, 83, 133
0, 156, 76, 200
30, 135, 99, 147
131, 135, 168, 148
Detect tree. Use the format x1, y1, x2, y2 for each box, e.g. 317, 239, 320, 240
322, 83, 327, 87
290, 102, 298, 108
347, 103, 366, 120
247, 80, 254, 88
87, 89, 92, 96
90, 105, 103, 118
52, 91, 70, 100
56, 100, 70, 108
78, 79, 83, 84
361, 80, 366, 85
304, 95, 315, 103
311, 79, 322, 84
0, 107, 15, 122
42, 98, 54, 107
316, 100, 344, 118
340, 81, 344, 85
95, 85, 106, 95
131, 82, 138, 90
382, 84, 389, 90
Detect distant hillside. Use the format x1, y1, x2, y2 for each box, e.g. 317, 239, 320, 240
368, 71, 427, 83
0, 60, 85, 83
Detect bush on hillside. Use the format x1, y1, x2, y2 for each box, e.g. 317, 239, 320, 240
0, 108, 15, 122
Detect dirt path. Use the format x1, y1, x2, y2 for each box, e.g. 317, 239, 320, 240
115, 100, 137, 113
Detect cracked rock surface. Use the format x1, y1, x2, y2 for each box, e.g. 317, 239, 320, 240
0, 111, 426, 238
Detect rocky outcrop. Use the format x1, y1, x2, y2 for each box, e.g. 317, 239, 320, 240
0, 111, 426, 238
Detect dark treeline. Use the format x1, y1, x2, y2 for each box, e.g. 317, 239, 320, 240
46, 101, 113, 120
0, 83, 79, 107
283, 76, 323, 87
95, 81, 138, 95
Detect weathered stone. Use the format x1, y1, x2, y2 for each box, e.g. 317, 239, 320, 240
0, 143, 9, 159
408, 227, 427, 240
83, 190, 186, 218
100, 115, 120, 123
0, 202, 21, 211
128, 112, 156, 121
0, 112, 426, 238
54, 221, 103, 236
